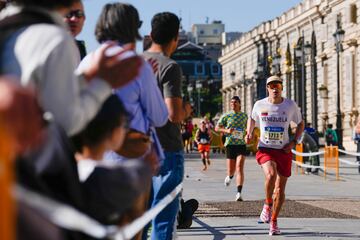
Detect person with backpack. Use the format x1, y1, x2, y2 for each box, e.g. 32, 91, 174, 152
325, 124, 338, 146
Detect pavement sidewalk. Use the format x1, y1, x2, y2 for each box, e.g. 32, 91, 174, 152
178, 152, 360, 240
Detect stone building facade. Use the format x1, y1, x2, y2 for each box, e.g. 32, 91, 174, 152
219, 0, 360, 149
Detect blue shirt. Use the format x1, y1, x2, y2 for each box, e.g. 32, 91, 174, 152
107, 54, 168, 162
115, 60, 168, 133
81, 44, 169, 162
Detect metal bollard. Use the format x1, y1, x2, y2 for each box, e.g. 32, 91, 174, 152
295, 143, 304, 174
0, 117, 16, 240
324, 145, 339, 181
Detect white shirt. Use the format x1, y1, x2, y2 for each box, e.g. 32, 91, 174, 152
0, 5, 112, 136
251, 97, 302, 149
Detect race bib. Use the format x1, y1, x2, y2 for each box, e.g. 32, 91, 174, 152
200, 138, 208, 144
232, 128, 244, 140
264, 126, 284, 145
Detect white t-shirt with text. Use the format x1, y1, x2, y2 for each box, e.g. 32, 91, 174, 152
251, 97, 302, 149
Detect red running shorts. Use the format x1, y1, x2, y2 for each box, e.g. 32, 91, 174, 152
256, 147, 292, 177
198, 144, 210, 153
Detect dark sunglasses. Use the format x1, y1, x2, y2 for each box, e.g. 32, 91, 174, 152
267, 83, 282, 90
64, 10, 85, 19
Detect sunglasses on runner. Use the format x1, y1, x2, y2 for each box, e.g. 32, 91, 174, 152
64, 10, 85, 19
267, 82, 282, 90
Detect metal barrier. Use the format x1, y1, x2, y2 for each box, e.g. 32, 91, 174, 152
0, 118, 15, 240
15, 183, 183, 240
324, 145, 339, 180
295, 143, 304, 174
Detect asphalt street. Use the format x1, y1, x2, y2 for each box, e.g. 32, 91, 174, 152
178, 151, 360, 240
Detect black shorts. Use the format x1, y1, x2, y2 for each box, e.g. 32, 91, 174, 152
226, 145, 247, 159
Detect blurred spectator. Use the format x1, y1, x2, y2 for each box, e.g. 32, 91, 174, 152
192, 123, 198, 150
304, 122, 318, 145
0, 0, 142, 136
203, 115, 214, 129
79, 3, 168, 170
59, 0, 87, 59
182, 119, 193, 153
72, 95, 152, 225
302, 132, 320, 174
325, 124, 338, 146
354, 118, 360, 173
0, 77, 51, 240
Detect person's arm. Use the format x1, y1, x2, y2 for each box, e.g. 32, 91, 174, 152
38, 36, 112, 136
208, 128, 213, 142
81, 43, 142, 88
165, 98, 192, 123
139, 62, 168, 127
283, 120, 305, 153
215, 115, 233, 134
36, 33, 140, 136
195, 129, 200, 144
245, 118, 256, 144
161, 63, 191, 123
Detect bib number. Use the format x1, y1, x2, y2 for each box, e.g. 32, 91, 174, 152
264, 126, 284, 145
232, 128, 244, 140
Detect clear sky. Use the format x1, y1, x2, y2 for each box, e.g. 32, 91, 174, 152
79, 0, 303, 52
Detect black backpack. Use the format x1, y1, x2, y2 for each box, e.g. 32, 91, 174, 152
325, 131, 334, 142
0, 9, 55, 73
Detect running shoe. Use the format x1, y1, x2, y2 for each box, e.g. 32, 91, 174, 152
235, 192, 243, 201
224, 176, 231, 186
258, 204, 272, 223
269, 220, 281, 235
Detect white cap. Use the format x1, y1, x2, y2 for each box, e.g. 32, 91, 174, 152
266, 75, 283, 85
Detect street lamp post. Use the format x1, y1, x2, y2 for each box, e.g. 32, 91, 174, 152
196, 81, 202, 116
272, 53, 281, 76
295, 34, 312, 124
187, 85, 193, 103
333, 14, 345, 149
295, 32, 308, 123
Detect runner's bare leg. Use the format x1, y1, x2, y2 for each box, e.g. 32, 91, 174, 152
261, 161, 277, 200
235, 155, 245, 186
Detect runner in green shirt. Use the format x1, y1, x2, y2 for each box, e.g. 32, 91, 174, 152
215, 96, 248, 201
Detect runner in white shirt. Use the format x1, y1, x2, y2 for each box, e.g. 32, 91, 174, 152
246, 75, 304, 236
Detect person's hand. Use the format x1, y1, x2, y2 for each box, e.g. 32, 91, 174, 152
0, 79, 44, 154
245, 133, 253, 144
147, 58, 159, 74
282, 141, 295, 153
84, 42, 143, 88
227, 128, 234, 134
